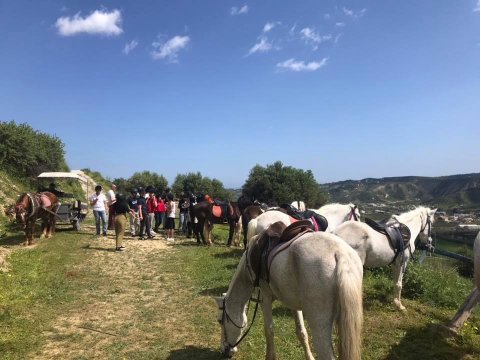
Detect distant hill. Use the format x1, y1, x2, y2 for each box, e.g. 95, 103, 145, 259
322, 173, 480, 210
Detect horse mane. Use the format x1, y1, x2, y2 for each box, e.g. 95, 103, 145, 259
392, 206, 429, 223
319, 203, 355, 211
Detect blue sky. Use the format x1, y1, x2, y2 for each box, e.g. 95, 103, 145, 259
1, 1, 479, 188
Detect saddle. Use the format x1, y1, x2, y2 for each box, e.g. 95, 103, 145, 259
38, 193, 52, 208
247, 220, 314, 285
365, 218, 411, 262
212, 202, 232, 219
281, 204, 328, 232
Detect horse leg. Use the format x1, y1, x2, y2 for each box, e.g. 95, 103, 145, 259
304, 308, 335, 360
40, 220, 47, 239
292, 311, 315, 360
227, 220, 234, 247
392, 257, 408, 311
260, 292, 277, 360
27, 221, 35, 246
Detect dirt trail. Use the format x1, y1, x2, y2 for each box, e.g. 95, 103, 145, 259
35, 229, 180, 359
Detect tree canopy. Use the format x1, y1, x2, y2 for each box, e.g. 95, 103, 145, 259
242, 161, 327, 208
113, 171, 168, 194
171, 172, 232, 200
0, 120, 68, 178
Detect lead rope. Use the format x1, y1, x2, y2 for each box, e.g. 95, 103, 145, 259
229, 289, 261, 349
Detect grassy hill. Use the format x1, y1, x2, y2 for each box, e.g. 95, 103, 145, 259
322, 173, 480, 211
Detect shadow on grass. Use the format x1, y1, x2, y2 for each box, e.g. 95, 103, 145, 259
0, 234, 26, 247
166, 346, 220, 360
212, 249, 244, 259
272, 306, 292, 318
199, 286, 228, 297
386, 324, 478, 360
81, 245, 116, 252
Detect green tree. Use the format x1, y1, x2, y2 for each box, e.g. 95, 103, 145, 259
0, 120, 68, 178
129, 171, 168, 193
242, 161, 327, 207
172, 172, 232, 200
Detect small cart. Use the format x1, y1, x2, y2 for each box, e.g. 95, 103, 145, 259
37, 172, 90, 231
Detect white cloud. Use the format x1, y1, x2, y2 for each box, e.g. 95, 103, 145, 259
335, 22, 345, 27
263, 22, 276, 33
324, 13, 331, 20
123, 40, 138, 54
276, 58, 328, 72
231, 5, 249, 15
247, 37, 273, 55
474, 0, 480, 12
55, 9, 123, 36
334, 33, 342, 44
343, 7, 366, 18
300, 27, 332, 49
151, 35, 190, 62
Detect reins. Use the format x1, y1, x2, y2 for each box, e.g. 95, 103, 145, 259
348, 205, 359, 221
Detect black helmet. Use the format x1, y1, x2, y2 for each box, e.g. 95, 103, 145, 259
131, 188, 138, 194
95, 185, 102, 191
138, 187, 145, 193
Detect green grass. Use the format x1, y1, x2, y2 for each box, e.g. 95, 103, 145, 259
0, 224, 479, 359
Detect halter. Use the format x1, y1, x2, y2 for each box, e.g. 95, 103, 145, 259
348, 205, 359, 221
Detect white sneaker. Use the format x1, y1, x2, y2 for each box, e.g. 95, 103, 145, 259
166, 238, 175, 243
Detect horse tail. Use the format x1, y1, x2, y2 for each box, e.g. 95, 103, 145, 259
474, 232, 480, 290
335, 249, 363, 360
246, 218, 258, 245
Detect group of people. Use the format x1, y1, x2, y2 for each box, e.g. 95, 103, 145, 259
89, 183, 197, 252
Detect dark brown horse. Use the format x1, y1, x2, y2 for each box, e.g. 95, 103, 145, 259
193, 200, 241, 246
15, 192, 59, 245
240, 205, 264, 249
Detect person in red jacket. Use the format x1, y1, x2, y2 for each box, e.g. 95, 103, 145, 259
154, 194, 165, 233
146, 189, 157, 239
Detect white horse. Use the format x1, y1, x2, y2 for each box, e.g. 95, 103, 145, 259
214, 230, 363, 359
290, 200, 306, 211
246, 203, 360, 243
335, 206, 436, 311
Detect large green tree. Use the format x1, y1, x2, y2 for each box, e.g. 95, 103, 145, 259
0, 120, 68, 178
172, 172, 232, 200
127, 171, 168, 193
242, 161, 327, 207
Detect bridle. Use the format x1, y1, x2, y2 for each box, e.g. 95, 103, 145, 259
419, 212, 433, 249
348, 205, 359, 221
218, 293, 260, 352
218, 259, 261, 353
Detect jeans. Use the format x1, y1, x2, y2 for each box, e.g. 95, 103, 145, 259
139, 213, 152, 238
179, 212, 185, 230
129, 211, 140, 236
154, 212, 163, 231
93, 210, 107, 235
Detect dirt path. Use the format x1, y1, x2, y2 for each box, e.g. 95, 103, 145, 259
35, 229, 181, 359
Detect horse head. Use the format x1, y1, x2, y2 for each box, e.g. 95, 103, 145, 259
214, 295, 243, 358
14, 194, 30, 229
421, 207, 437, 248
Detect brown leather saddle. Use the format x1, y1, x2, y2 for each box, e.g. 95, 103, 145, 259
247, 220, 314, 285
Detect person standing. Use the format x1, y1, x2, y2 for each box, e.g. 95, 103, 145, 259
179, 193, 190, 234
106, 183, 117, 230
146, 189, 157, 237
187, 192, 197, 239
165, 193, 176, 242
112, 194, 134, 251
90, 185, 108, 236
127, 189, 140, 236
154, 194, 165, 232
138, 187, 153, 240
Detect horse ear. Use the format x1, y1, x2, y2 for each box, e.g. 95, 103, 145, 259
429, 208, 438, 216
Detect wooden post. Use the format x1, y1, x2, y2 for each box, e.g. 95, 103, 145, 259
446, 287, 480, 331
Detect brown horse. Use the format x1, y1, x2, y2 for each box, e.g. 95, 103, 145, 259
240, 205, 264, 249
15, 192, 59, 245
193, 200, 241, 246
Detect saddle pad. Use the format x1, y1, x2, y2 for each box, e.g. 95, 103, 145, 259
39, 194, 52, 208
212, 205, 222, 218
